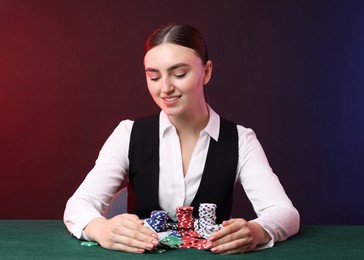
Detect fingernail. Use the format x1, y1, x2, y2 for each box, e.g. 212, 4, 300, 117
211, 247, 218, 253
152, 239, 159, 245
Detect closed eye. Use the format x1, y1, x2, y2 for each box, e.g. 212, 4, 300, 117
174, 73, 186, 79
150, 77, 161, 81
146, 72, 161, 81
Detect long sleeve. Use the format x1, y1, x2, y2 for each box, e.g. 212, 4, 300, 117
236, 125, 300, 248
63, 120, 133, 238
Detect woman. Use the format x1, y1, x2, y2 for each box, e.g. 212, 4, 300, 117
64, 24, 299, 254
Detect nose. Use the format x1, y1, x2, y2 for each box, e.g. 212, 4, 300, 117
161, 76, 174, 93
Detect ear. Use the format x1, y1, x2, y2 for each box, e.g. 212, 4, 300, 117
202, 60, 213, 85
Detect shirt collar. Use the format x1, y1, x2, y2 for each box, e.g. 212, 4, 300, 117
204, 105, 220, 141
159, 104, 220, 142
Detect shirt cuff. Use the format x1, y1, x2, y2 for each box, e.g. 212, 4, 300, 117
255, 238, 274, 250
81, 230, 91, 241
248, 219, 275, 250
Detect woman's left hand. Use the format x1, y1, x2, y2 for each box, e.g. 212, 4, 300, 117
206, 218, 271, 254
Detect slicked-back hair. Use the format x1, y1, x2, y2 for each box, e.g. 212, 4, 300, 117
145, 24, 209, 64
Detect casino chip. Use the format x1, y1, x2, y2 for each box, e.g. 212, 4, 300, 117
195, 203, 222, 239
143, 211, 183, 253
144, 203, 222, 252
145, 210, 169, 232
176, 203, 222, 250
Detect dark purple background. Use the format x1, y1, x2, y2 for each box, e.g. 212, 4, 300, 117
1, 0, 363, 224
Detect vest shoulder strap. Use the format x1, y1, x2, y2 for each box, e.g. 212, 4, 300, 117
191, 117, 238, 222
127, 114, 161, 217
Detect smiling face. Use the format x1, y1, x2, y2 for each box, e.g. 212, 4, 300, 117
144, 43, 212, 120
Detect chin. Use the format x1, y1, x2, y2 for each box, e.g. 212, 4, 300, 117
162, 108, 181, 118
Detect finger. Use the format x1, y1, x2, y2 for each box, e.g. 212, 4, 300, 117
120, 213, 143, 224
211, 219, 249, 241
111, 231, 158, 251
223, 218, 246, 227
209, 224, 230, 241
119, 220, 159, 244
115, 214, 144, 227
107, 240, 146, 254
209, 224, 236, 241
106, 222, 159, 252
220, 245, 252, 255
221, 219, 234, 227
106, 216, 158, 251
133, 220, 159, 239
209, 221, 253, 253
97, 229, 153, 253
117, 215, 157, 238
211, 238, 252, 254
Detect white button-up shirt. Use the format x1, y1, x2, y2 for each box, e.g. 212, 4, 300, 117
64, 106, 299, 248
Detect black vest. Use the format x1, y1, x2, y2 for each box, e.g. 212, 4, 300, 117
127, 114, 238, 223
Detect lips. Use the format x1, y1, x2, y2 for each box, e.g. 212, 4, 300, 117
162, 96, 181, 103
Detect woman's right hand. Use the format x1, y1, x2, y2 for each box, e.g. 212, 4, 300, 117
84, 214, 159, 253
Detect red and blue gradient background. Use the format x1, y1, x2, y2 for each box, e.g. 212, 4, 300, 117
1, 1, 363, 224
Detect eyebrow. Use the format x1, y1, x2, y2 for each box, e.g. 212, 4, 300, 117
145, 63, 190, 73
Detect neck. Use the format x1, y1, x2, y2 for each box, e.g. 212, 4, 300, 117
169, 104, 209, 136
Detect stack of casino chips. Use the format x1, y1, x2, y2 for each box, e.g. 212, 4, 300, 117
165, 222, 178, 231
143, 210, 183, 253
195, 203, 222, 239
144, 210, 169, 232
175, 206, 195, 237
179, 232, 210, 250
175, 205, 210, 250
144, 204, 222, 251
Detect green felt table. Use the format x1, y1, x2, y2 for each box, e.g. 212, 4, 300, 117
0, 220, 363, 259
